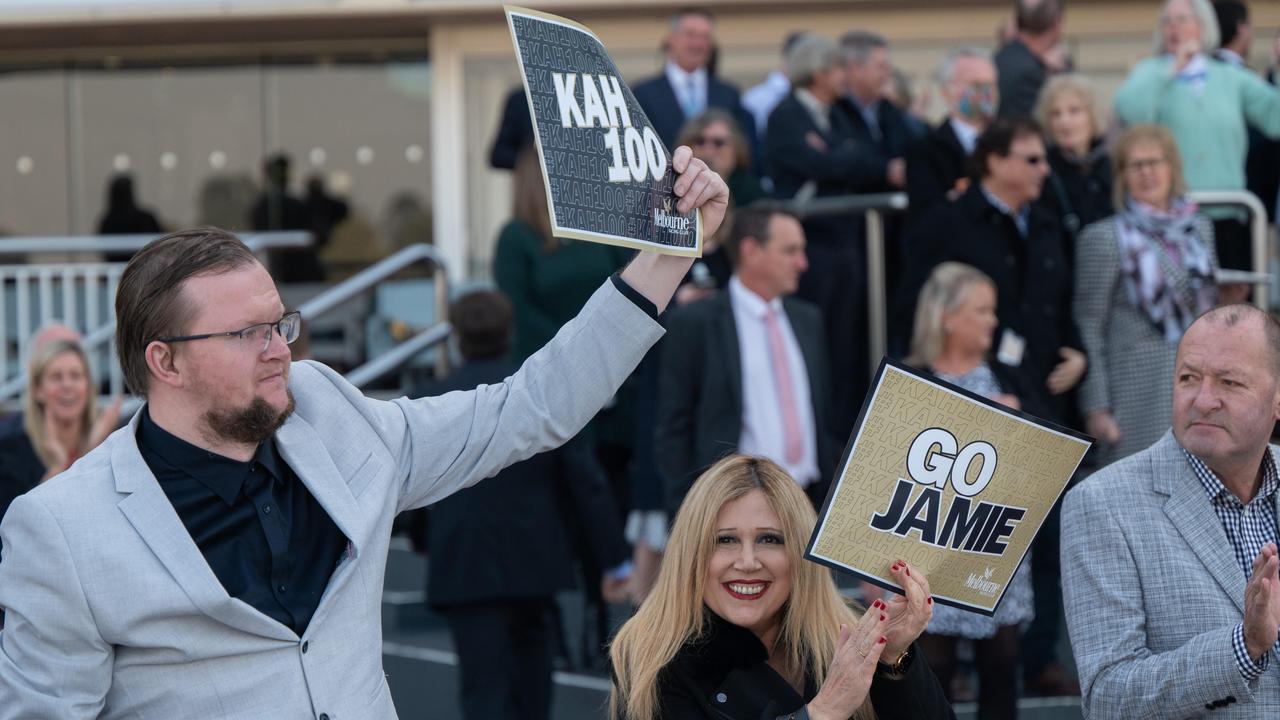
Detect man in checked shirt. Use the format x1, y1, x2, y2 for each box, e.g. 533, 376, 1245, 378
1062, 303, 1280, 718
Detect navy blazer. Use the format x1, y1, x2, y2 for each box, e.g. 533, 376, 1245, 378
631, 71, 758, 166
904, 119, 970, 222
411, 358, 629, 606
895, 185, 1082, 424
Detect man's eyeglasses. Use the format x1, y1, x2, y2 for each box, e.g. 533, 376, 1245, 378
693, 135, 731, 149
157, 311, 302, 354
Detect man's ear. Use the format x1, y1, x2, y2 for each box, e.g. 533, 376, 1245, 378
144, 340, 184, 391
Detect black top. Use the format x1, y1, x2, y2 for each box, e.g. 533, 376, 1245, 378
895, 184, 1082, 426
904, 120, 970, 222
1045, 141, 1114, 243
648, 609, 954, 720
994, 39, 1048, 120
0, 422, 44, 550
137, 408, 348, 636
410, 357, 630, 607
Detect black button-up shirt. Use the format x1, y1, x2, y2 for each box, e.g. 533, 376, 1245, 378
137, 408, 348, 636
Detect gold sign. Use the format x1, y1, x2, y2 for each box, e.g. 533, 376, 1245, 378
806, 360, 1091, 615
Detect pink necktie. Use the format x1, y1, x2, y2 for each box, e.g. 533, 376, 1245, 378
764, 307, 804, 464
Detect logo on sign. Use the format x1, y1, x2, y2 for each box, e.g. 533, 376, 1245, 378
654, 198, 691, 234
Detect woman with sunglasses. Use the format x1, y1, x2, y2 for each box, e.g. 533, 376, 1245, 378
896, 116, 1084, 430
1073, 124, 1233, 466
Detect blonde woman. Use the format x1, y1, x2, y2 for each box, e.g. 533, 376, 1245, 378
610, 455, 950, 720
906, 262, 1035, 718
1034, 74, 1112, 237
0, 336, 120, 534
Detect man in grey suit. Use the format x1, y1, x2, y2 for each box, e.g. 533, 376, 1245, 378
1062, 304, 1280, 718
0, 148, 728, 719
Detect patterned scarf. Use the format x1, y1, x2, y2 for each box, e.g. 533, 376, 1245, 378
1116, 197, 1217, 342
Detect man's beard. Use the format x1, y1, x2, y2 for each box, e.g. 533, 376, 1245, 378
203, 391, 296, 446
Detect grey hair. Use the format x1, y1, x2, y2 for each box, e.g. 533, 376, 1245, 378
1153, 0, 1220, 53
839, 30, 888, 66
786, 34, 843, 88
935, 46, 992, 85
1034, 73, 1103, 143
906, 262, 997, 369
668, 7, 715, 33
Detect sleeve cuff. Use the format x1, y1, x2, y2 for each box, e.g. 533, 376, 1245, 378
1232, 623, 1268, 682
610, 273, 659, 320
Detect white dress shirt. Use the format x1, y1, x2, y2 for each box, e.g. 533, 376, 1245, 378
743, 70, 791, 138
729, 276, 820, 487
665, 61, 708, 118
949, 116, 981, 155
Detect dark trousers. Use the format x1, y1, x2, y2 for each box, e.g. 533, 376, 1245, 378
441, 598, 556, 720
921, 626, 1019, 720
797, 236, 869, 440
1212, 217, 1252, 272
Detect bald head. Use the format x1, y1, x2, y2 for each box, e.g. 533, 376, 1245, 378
1184, 304, 1280, 379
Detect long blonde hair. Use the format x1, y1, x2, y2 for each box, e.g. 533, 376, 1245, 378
22, 338, 97, 471
609, 456, 875, 720
906, 262, 996, 369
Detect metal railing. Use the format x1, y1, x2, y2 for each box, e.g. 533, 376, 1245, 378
0, 231, 312, 258
784, 191, 908, 375
297, 243, 452, 383
1186, 189, 1272, 309
783, 189, 1274, 379
0, 232, 316, 403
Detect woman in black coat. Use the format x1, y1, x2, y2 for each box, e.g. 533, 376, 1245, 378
609, 455, 953, 720
1034, 74, 1113, 251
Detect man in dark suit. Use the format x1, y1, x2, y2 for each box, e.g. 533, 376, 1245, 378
897, 117, 1084, 425
994, 0, 1066, 120
904, 48, 998, 221
836, 30, 912, 327
656, 205, 836, 513
766, 34, 891, 438
411, 290, 631, 720
631, 7, 756, 161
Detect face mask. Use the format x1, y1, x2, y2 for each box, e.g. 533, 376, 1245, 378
957, 84, 997, 122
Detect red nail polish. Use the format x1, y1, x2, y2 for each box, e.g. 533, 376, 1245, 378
905, 567, 910, 576
878, 636, 887, 644
880, 614, 886, 621
927, 597, 933, 605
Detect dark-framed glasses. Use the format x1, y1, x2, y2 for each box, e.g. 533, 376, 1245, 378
157, 311, 302, 354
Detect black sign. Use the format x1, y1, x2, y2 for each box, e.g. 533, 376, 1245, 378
506, 6, 702, 256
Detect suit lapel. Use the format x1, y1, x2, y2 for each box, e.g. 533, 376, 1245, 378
717, 292, 743, 414
113, 409, 297, 641
274, 412, 367, 620
1154, 433, 1247, 614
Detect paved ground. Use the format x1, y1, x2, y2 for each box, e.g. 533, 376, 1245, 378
379, 540, 1084, 720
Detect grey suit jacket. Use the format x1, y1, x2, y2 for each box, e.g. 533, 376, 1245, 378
1062, 431, 1280, 718
0, 281, 663, 720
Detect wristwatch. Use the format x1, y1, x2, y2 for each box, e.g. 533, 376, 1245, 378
878, 644, 914, 677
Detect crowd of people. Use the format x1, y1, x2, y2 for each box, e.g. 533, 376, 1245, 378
477, 0, 1280, 717
2, 0, 1280, 718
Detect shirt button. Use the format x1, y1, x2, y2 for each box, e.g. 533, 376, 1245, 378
715, 692, 727, 703
263, 505, 272, 515
318, 715, 329, 720
278, 584, 287, 594
302, 641, 309, 654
